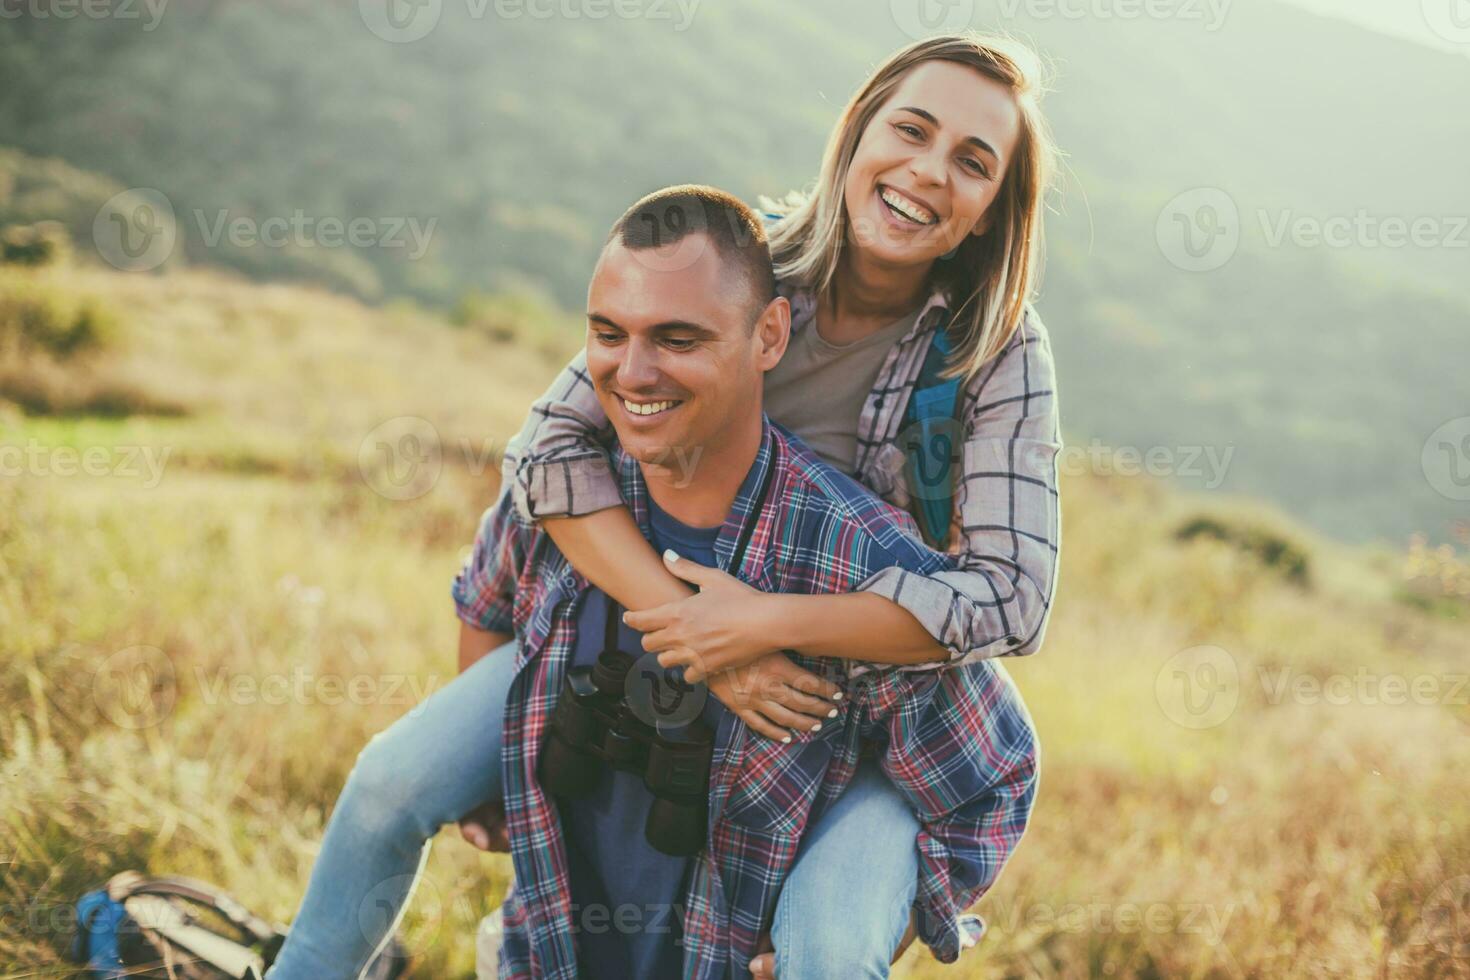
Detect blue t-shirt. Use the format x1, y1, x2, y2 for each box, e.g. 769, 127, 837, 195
559, 496, 729, 979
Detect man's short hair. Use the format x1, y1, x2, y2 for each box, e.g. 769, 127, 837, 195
605, 184, 776, 322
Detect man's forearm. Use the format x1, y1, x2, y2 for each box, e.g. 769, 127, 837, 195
459, 621, 513, 673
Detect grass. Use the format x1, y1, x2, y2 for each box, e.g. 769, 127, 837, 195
1, 261, 1466, 979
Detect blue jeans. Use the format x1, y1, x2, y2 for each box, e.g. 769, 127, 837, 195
266, 640, 918, 979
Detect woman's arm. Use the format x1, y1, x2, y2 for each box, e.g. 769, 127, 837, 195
857, 305, 1063, 668
629, 307, 1062, 680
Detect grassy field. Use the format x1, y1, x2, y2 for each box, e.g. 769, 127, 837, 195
2, 260, 1467, 979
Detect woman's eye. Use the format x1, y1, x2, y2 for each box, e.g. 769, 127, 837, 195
895, 122, 923, 140
960, 157, 990, 179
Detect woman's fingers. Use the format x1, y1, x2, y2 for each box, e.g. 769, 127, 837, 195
776, 684, 839, 721
739, 709, 792, 743
766, 657, 843, 701
754, 700, 824, 735
622, 602, 676, 633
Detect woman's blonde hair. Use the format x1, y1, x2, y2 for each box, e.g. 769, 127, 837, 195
763, 32, 1058, 379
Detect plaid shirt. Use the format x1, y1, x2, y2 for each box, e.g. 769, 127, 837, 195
501, 280, 1063, 668
454, 419, 1039, 978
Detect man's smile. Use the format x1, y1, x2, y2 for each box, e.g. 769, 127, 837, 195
617, 394, 685, 419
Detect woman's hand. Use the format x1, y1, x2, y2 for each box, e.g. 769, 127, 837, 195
624, 550, 784, 683
707, 652, 843, 742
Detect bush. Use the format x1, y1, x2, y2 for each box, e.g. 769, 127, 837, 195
0, 220, 72, 267
1176, 512, 1313, 585
0, 268, 120, 357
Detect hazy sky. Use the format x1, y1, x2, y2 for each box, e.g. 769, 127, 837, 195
1277, 0, 1470, 53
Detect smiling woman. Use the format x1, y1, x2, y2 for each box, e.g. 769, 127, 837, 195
502, 30, 1062, 978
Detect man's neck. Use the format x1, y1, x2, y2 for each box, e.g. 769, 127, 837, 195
639, 413, 764, 530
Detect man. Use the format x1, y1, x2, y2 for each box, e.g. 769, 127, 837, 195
455, 185, 1038, 978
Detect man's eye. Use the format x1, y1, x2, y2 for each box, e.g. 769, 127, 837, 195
594, 331, 623, 344
662, 338, 697, 351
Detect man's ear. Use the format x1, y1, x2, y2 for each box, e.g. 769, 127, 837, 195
754, 296, 791, 372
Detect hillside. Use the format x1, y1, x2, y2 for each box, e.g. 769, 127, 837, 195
2, 256, 1467, 977
2, 1, 1465, 550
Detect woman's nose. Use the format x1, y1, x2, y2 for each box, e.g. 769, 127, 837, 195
908, 145, 947, 188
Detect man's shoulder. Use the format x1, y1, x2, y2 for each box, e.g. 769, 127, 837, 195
769, 423, 946, 578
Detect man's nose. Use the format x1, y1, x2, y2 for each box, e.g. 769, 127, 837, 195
616, 338, 661, 390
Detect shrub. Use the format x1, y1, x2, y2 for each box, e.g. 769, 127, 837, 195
0, 220, 72, 267
1176, 512, 1313, 585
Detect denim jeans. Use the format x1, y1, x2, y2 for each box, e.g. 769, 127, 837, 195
266, 639, 918, 979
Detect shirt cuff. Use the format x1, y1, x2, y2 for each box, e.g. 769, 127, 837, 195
855, 566, 1024, 672
515, 452, 623, 521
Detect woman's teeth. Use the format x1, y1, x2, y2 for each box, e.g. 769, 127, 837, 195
880, 187, 936, 225
621, 397, 680, 416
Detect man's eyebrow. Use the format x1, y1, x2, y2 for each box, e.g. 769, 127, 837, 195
587, 313, 719, 337
895, 105, 1001, 162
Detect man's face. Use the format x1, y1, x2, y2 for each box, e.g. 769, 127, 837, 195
585, 235, 784, 467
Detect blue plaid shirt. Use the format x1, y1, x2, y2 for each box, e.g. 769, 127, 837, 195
454, 418, 1039, 978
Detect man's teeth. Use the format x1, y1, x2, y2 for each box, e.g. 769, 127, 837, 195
881, 187, 935, 225
622, 398, 680, 416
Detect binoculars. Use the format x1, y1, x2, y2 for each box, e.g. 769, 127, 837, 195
538, 604, 716, 857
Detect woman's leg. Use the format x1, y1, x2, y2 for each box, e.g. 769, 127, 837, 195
266, 640, 519, 980
768, 756, 919, 979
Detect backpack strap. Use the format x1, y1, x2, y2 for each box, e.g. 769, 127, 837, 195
901, 314, 963, 548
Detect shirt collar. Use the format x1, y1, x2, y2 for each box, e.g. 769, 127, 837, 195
612, 416, 782, 585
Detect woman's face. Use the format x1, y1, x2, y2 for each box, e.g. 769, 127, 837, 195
842, 59, 1021, 269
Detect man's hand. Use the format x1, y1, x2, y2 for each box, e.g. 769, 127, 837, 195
458, 801, 510, 852
707, 653, 843, 742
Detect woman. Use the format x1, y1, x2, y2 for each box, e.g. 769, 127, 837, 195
267, 30, 1061, 980
499, 29, 1062, 977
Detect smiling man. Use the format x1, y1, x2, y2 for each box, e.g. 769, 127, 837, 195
452, 184, 1038, 979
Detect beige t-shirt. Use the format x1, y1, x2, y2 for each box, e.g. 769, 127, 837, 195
763, 305, 923, 475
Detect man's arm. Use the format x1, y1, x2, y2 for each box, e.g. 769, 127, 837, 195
458, 621, 513, 674
451, 485, 525, 669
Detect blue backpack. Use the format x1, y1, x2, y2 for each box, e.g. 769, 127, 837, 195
760, 211, 961, 547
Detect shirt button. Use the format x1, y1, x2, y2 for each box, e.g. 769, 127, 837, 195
874, 396, 884, 410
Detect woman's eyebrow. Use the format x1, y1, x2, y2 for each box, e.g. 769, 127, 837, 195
895, 105, 1001, 162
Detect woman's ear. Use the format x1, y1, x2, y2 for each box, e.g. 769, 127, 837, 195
754, 295, 791, 372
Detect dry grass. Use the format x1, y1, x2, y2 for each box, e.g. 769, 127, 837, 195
1, 263, 1466, 979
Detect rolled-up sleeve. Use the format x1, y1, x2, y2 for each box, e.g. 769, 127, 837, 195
500, 349, 623, 523
859, 306, 1062, 666
451, 488, 527, 634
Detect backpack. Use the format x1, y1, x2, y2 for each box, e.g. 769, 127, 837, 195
759, 210, 962, 548
66, 871, 409, 980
